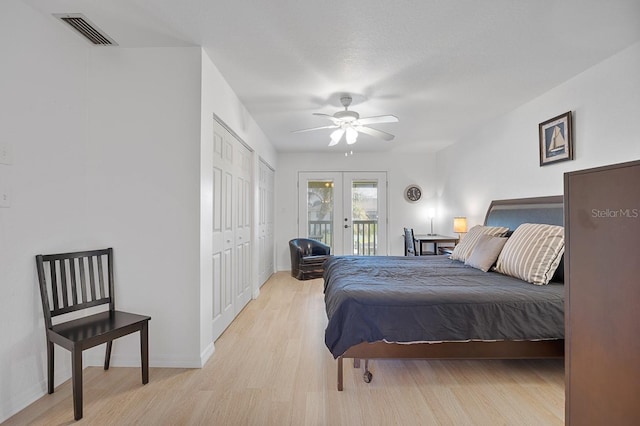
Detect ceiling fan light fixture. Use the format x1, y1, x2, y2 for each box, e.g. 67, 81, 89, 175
293, 93, 398, 145
334, 110, 359, 122
345, 126, 358, 144
329, 128, 345, 146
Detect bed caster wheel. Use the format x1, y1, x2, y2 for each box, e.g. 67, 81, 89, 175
363, 370, 372, 383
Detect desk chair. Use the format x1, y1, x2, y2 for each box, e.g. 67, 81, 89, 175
403, 228, 417, 256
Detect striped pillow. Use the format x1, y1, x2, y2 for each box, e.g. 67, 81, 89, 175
495, 223, 564, 285
450, 225, 509, 262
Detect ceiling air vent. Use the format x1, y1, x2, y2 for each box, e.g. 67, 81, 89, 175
53, 13, 118, 46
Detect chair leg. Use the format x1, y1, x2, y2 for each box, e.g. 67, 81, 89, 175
140, 322, 149, 384
47, 340, 54, 394
71, 346, 83, 420
104, 341, 113, 370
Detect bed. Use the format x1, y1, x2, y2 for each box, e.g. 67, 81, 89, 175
323, 196, 565, 390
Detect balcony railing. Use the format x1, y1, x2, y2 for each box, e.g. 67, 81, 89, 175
308, 220, 378, 255
308, 220, 332, 247
353, 220, 377, 255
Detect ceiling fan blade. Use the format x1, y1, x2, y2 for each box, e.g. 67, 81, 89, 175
354, 115, 399, 125
312, 113, 341, 125
355, 126, 395, 141
291, 124, 338, 134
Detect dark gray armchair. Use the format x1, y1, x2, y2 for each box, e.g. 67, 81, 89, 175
289, 238, 331, 280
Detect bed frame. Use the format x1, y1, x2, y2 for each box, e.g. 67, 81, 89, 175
335, 195, 565, 390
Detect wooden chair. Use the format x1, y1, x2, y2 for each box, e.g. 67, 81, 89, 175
403, 228, 417, 256
35, 248, 150, 420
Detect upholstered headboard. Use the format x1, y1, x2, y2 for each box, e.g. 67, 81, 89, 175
484, 195, 564, 232
483, 195, 564, 282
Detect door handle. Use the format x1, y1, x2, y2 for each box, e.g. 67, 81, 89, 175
344, 224, 350, 228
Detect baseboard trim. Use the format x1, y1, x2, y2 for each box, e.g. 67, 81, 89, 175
200, 342, 215, 367
84, 353, 204, 369
0, 363, 74, 423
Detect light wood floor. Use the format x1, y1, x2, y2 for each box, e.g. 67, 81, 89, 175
5, 272, 565, 425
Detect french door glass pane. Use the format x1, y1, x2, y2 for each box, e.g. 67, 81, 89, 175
351, 181, 378, 255
307, 180, 334, 247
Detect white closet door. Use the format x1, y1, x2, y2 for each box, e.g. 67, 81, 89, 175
211, 118, 253, 340
211, 123, 235, 340
234, 143, 252, 315
258, 159, 275, 286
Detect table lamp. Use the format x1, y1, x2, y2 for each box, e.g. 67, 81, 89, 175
427, 209, 437, 235
453, 217, 468, 240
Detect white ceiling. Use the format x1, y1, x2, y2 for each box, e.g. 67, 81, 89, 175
27, 0, 640, 153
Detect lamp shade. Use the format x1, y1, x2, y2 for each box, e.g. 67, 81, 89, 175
345, 127, 358, 144
329, 128, 345, 146
453, 217, 468, 233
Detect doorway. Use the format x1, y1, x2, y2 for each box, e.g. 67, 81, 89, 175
298, 172, 387, 256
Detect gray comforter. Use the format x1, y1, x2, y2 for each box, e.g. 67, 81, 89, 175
324, 255, 564, 358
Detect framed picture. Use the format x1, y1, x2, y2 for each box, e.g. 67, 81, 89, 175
539, 111, 573, 166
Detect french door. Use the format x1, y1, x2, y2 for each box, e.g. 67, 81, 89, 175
298, 172, 387, 256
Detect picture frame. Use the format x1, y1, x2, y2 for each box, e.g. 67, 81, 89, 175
539, 111, 573, 166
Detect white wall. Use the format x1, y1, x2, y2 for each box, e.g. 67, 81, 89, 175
435, 41, 640, 228
86, 46, 204, 370
274, 152, 438, 270
0, 1, 93, 420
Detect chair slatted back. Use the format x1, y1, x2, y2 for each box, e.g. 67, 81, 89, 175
403, 228, 416, 256
36, 248, 115, 328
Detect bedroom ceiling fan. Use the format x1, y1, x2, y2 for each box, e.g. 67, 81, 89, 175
293, 95, 399, 146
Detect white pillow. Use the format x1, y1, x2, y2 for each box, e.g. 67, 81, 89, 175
465, 235, 509, 272
495, 223, 564, 285
450, 225, 509, 262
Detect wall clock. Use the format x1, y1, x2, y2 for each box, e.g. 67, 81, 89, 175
405, 185, 422, 202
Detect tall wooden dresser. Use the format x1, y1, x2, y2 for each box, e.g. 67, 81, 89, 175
564, 160, 640, 425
